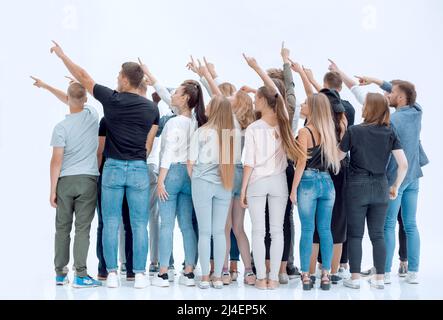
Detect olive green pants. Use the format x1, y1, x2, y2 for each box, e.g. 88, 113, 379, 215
54, 175, 97, 277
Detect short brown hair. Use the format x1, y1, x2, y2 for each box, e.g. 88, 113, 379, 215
67, 82, 86, 100
267, 68, 284, 82
121, 62, 145, 89
324, 72, 343, 90
394, 80, 417, 106
363, 93, 390, 126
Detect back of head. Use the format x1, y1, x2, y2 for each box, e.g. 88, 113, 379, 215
267, 68, 284, 82
324, 71, 343, 91
181, 80, 208, 127
307, 93, 341, 174
122, 62, 145, 89
138, 77, 148, 96
218, 82, 237, 97
67, 82, 87, 104
233, 91, 256, 130
394, 80, 417, 106
363, 93, 390, 126
257, 86, 305, 162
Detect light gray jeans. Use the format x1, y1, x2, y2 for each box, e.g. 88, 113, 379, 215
192, 178, 232, 278
247, 173, 288, 282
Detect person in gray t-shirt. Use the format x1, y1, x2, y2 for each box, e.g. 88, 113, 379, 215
31, 76, 101, 288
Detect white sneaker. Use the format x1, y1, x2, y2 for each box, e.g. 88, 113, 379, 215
384, 273, 392, 285
338, 267, 351, 280
151, 273, 170, 287
167, 268, 176, 282
405, 272, 419, 284
179, 273, 196, 287
369, 277, 385, 289
106, 272, 120, 288
211, 280, 224, 289
134, 273, 149, 289
198, 280, 210, 289
344, 278, 360, 289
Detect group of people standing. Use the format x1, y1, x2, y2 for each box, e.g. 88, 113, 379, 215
32, 40, 428, 291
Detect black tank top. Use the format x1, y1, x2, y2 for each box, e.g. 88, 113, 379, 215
305, 127, 328, 172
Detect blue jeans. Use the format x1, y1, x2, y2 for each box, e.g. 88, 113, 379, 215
192, 178, 231, 277
385, 179, 420, 272
297, 170, 335, 273
102, 159, 149, 274
159, 164, 197, 269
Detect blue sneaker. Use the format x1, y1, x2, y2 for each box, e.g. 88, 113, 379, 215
56, 275, 69, 286
72, 275, 102, 288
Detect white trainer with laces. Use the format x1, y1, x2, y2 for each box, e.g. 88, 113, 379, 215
106, 272, 120, 288
405, 272, 419, 284
369, 277, 385, 289
344, 278, 361, 289
134, 273, 149, 289
384, 272, 392, 284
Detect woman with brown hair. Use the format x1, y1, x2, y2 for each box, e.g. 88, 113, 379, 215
240, 54, 305, 290
340, 93, 408, 290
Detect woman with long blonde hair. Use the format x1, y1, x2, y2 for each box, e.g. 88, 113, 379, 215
188, 93, 236, 290
290, 93, 341, 291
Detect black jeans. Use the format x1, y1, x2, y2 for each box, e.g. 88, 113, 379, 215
398, 208, 408, 262
265, 163, 294, 262
96, 174, 134, 276
346, 173, 389, 275
336, 209, 406, 266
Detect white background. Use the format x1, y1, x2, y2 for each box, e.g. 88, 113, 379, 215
0, 0, 442, 299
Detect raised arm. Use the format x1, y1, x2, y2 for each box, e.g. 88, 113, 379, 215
281, 43, 296, 123
138, 58, 172, 107
289, 58, 313, 97
303, 67, 323, 93
198, 58, 223, 97
328, 59, 358, 90
31, 76, 68, 105
243, 53, 278, 93
50, 41, 95, 95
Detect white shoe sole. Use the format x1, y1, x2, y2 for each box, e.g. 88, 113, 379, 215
179, 278, 196, 287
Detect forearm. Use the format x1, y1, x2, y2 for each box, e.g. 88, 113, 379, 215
146, 126, 159, 156
254, 66, 278, 92
202, 72, 222, 97
338, 70, 358, 90
50, 161, 62, 194
59, 54, 93, 90
241, 166, 254, 192
187, 161, 194, 178
153, 82, 172, 107
283, 63, 296, 120
298, 70, 314, 97
44, 85, 69, 105
292, 161, 306, 192
158, 167, 169, 185
310, 79, 323, 93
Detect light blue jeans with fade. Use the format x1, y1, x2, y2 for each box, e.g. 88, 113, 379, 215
102, 159, 150, 274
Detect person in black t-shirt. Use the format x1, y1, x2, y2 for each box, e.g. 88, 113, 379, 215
338, 92, 408, 290
50, 41, 159, 289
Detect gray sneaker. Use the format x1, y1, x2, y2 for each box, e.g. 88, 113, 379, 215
361, 267, 376, 277
279, 273, 289, 285
398, 264, 408, 278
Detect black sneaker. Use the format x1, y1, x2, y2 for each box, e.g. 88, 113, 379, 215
330, 274, 342, 285
152, 273, 170, 287
287, 265, 301, 279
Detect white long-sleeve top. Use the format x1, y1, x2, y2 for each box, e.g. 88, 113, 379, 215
159, 115, 196, 170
